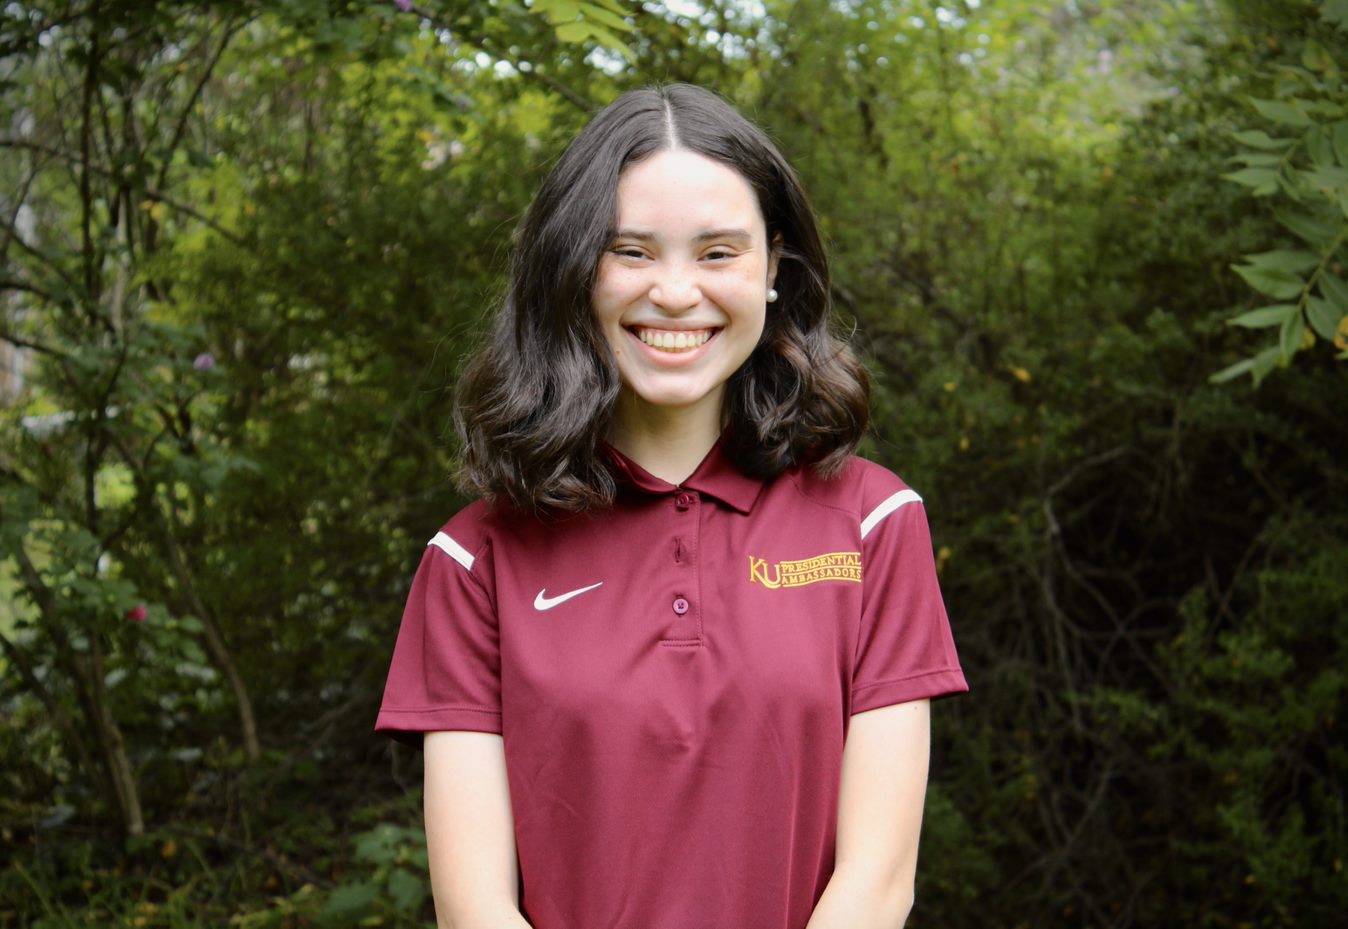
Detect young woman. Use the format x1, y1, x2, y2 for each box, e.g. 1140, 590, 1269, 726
376, 84, 967, 929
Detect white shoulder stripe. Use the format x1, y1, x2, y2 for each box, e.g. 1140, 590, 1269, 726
427, 531, 475, 571
860, 489, 923, 540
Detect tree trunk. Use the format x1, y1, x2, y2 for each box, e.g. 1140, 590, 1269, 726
160, 507, 262, 764
197, 610, 261, 763
109, 434, 264, 765
12, 547, 144, 835
85, 637, 144, 836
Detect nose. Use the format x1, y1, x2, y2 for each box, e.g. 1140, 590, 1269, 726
648, 262, 701, 312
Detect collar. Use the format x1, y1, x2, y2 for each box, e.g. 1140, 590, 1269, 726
602, 435, 764, 515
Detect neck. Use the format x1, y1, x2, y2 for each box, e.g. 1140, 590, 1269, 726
609, 393, 722, 485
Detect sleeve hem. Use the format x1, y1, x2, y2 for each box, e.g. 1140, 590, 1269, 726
374, 706, 503, 744
851, 667, 969, 715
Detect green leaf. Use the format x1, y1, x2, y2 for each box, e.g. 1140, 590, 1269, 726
1279, 306, 1303, 360
1275, 166, 1309, 202
1223, 167, 1278, 195
536, 0, 581, 24
1232, 129, 1294, 151
1302, 38, 1337, 73
1250, 346, 1282, 386
1276, 208, 1339, 246
1323, 0, 1348, 31
1320, 273, 1348, 311
555, 20, 590, 42
1307, 165, 1348, 190
583, 22, 634, 57
1227, 304, 1297, 328
1245, 250, 1319, 273
353, 824, 400, 864
1232, 263, 1304, 299
386, 867, 426, 912
1232, 152, 1284, 168
1332, 121, 1348, 165
579, 2, 634, 31
1308, 126, 1335, 168
1249, 97, 1313, 127
1307, 296, 1343, 340
1209, 357, 1253, 383
321, 882, 377, 921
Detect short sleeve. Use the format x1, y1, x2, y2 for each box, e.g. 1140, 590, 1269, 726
852, 485, 968, 715
374, 530, 503, 747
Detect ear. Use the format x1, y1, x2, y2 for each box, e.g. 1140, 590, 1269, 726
767, 233, 783, 290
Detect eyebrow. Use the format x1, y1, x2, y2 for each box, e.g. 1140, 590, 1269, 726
612, 227, 755, 243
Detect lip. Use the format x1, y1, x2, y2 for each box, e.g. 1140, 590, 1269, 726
624, 322, 722, 333
624, 325, 721, 363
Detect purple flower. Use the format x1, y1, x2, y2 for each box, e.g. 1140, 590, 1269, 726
193, 352, 215, 371
395, 0, 413, 10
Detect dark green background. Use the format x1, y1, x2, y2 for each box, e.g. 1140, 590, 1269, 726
1, 1, 1344, 926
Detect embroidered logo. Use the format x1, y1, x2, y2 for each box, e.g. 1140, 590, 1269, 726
748, 552, 862, 589
534, 582, 603, 611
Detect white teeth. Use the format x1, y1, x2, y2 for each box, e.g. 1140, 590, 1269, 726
636, 328, 712, 352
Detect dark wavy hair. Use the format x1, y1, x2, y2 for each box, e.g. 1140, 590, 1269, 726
453, 83, 869, 512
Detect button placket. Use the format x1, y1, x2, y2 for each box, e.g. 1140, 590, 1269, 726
661, 490, 701, 645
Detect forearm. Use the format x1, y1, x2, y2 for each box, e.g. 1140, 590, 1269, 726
424, 733, 527, 929
436, 903, 533, 929
804, 863, 913, 929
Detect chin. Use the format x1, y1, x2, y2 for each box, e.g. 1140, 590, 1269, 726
634, 392, 708, 410
625, 381, 720, 412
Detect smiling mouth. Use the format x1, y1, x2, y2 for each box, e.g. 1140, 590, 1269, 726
629, 326, 718, 352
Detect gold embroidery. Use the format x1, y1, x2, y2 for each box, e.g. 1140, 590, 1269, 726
748, 551, 862, 589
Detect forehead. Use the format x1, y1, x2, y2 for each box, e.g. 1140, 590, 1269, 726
614, 148, 765, 234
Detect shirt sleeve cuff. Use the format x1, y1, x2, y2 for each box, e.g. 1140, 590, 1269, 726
851, 667, 969, 715
374, 704, 504, 747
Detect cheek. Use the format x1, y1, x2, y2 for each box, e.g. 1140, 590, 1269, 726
592, 269, 639, 318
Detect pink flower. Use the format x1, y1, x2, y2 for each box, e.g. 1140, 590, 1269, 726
193, 352, 215, 371
395, 0, 413, 10
126, 604, 147, 622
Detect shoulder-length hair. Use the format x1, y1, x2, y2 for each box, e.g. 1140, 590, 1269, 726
454, 83, 869, 512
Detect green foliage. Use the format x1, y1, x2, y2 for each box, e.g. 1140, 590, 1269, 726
2, 1, 1344, 928
227, 817, 433, 928
1215, 0, 1348, 383
534, 0, 635, 57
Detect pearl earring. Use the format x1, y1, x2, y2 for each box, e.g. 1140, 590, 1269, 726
766, 288, 779, 304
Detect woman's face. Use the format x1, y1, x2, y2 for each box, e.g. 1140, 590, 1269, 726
592, 147, 779, 433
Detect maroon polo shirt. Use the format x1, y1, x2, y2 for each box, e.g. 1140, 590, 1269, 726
376, 441, 967, 929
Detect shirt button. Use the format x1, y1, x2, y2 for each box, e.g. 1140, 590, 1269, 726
675, 492, 695, 509
672, 597, 690, 615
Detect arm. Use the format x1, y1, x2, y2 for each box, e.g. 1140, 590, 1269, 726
805, 699, 931, 929
424, 731, 533, 929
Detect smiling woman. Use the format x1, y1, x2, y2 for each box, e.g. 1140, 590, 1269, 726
594, 148, 778, 479
450, 83, 868, 510
375, 84, 968, 929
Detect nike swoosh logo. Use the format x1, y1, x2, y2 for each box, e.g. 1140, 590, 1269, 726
534, 582, 603, 611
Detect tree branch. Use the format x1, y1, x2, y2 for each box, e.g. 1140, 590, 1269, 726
0, 323, 68, 360
154, 13, 250, 196
0, 208, 80, 294
410, 3, 596, 112
78, 10, 102, 315
0, 137, 248, 248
